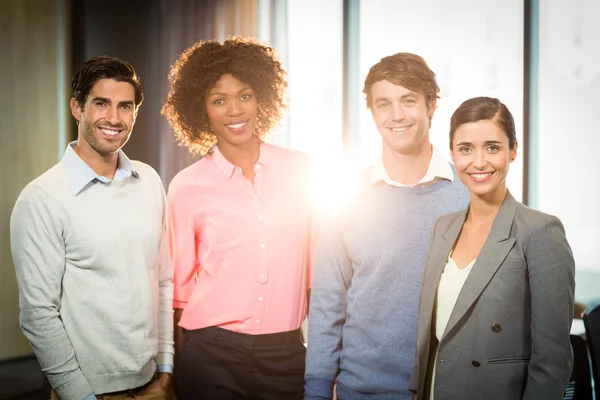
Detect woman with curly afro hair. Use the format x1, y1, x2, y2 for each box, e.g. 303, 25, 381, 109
163, 37, 313, 400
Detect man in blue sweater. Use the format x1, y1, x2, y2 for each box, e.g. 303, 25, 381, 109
305, 53, 469, 400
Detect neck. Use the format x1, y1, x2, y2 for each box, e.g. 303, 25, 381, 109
217, 136, 261, 170
74, 137, 119, 179
382, 142, 432, 186
467, 187, 507, 223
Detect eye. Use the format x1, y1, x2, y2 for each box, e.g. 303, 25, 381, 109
402, 98, 417, 105
120, 104, 133, 111
94, 101, 107, 107
487, 145, 500, 153
212, 98, 225, 105
377, 102, 390, 109
241, 93, 253, 101
458, 146, 472, 155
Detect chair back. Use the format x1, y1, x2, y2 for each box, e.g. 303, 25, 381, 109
583, 304, 600, 400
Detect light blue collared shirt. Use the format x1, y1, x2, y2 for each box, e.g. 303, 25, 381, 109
61, 141, 139, 196
60, 142, 172, 400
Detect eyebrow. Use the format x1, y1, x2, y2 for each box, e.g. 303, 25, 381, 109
208, 87, 253, 97
456, 140, 504, 146
90, 97, 134, 107
374, 93, 417, 104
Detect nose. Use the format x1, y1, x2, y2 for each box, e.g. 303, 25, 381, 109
473, 149, 487, 169
392, 102, 406, 121
106, 106, 120, 125
227, 99, 243, 117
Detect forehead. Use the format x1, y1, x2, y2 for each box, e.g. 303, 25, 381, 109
370, 79, 422, 99
87, 78, 135, 102
209, 74, 252, 94
453, 120, 507, 143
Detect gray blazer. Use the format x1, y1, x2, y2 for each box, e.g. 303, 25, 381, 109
409, 192, 575, 400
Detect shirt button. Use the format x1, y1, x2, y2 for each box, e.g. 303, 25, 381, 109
258, 297, 263, 301
471, 360, 481, 367
491, 323, 502, 333
260, 243, 265, 249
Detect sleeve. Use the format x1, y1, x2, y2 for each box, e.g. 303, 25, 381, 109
409, 217, 440, 393
305, 156, 317, 290
304, 216, 354, 400
522, 215, 575, 400
155, 183, 175, 370
10, 186, 95, 400
166, 182, 199, 310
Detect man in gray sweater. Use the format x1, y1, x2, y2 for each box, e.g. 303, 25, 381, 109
10, 56, 174, 400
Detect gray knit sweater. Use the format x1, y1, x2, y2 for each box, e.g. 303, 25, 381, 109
10, 153, 174, 400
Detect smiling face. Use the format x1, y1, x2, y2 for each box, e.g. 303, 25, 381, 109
205, 74, 259, 150
370, 80, 435, 156
451, 119, 517, 200
71, 78, 137, 157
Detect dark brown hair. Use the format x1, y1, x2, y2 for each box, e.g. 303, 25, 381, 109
72, 55, 143, 109
449, 97, 516, 150
162, 37, 287, 156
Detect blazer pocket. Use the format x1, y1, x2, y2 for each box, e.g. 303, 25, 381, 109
499, 259, 526, 271
488, 356, 531, 364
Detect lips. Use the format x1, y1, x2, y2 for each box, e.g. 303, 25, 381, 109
387, 124, 413, 132
99, 127, 120, 136
225, 120, 250, 134
469, 172, 494, 182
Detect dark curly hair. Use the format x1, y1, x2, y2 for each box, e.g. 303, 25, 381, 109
162, 37, 287, 156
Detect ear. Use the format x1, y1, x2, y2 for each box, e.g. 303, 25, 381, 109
428, 99, 437, 119
510, 140, 518, 162
70, 98, 82, 122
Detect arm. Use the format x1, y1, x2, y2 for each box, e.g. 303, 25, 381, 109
522, 215, 575, 400
173, 308, 185, 369
10, 186, 95, 400
409, 218, 440, 396
304, 218, 353, 400
154, 185, 175, 384
165, 183, 199, 374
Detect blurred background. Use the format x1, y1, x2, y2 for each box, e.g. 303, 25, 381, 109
1, 0, 599, 398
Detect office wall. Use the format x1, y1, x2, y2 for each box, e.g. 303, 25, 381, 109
0, 0, 71, 359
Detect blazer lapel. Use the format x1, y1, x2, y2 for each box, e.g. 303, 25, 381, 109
420, 209, 468, 326
441, 191, 518, 342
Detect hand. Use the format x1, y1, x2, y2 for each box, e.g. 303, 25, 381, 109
141, 373, 172, 399
152, 372, 172, 391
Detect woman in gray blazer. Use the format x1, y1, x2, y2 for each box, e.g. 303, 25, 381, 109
409, 97, 575, 400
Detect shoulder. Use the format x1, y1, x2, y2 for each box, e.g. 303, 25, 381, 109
263, 143, 310, 166
513, 202, 565, 237
167, 157, 211, 200
11, 164, 67, 223
131, 160, 162, 183
436, 208, 466, 230
16, 164, 67, 204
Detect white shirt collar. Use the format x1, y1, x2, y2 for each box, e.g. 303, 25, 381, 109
369, 146, 454, 187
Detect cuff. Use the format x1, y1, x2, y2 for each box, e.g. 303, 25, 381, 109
156, 364, 174, 374
304, 376, 334, 400
54, 372, 95, 400
155, 352, 174, 369
173, 299, 187, 309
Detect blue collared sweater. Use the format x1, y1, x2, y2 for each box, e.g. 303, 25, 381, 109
305, 167, 469, 400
